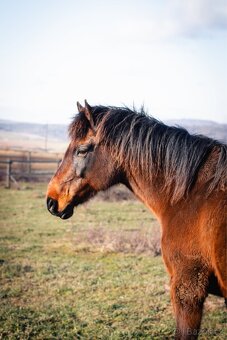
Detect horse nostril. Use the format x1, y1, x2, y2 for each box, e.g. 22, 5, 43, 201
47, 197, 52, 210
47, 197, 58, 215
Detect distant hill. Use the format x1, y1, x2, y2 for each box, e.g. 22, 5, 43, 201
166, 119, 227, 143
0, 120, 68, 151
0, 118, 226, 151
0, 119, 68, 141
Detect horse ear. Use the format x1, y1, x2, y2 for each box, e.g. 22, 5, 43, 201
77, 101, 84, 113
84, 100, 95, 132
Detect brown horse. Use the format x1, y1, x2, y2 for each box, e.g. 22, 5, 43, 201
46, 100, 227, 339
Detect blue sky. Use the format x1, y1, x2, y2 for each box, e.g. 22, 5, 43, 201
0, 0, 227, 124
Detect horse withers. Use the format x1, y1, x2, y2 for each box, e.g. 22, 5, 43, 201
46, 100, 227, 339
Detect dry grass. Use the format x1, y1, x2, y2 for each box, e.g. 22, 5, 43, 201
73, 225, 161, 256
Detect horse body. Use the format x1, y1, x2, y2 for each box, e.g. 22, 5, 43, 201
161, 190, 226, 337
122, 150, 226, 338
46, 101, 227, 339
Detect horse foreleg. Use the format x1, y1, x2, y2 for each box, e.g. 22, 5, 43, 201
171, 274, 208, 340
172, 298, 204, 339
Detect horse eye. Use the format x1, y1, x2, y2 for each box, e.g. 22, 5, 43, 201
76, 144, 94, 157
76, 149, 88, 157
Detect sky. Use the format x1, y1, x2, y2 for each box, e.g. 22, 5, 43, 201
0, 0, 227, 125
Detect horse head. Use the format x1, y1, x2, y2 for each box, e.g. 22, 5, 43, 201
46, 100, 123, 219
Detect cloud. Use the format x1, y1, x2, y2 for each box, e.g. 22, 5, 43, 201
168, 0, 227, 38
104, 0, 227, 45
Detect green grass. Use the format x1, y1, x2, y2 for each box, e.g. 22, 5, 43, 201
0, 184, 226, 339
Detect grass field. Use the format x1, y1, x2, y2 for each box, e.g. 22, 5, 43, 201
0, 184, 226, 339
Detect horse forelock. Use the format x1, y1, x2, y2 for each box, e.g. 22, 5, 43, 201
68, 112, 90, 140
69, 105, 227, 203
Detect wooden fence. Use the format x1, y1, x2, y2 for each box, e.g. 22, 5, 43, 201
0, 159, 61, 188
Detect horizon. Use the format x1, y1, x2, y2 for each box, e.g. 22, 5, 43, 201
1, 113, 226, 126
0, 0, 227, 125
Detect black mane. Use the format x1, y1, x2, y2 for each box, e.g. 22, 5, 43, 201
70, 105, 227, 203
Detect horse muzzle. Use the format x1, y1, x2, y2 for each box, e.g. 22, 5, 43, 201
46, 197, 74, 219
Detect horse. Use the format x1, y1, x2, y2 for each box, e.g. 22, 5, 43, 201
46, 100, 227, 339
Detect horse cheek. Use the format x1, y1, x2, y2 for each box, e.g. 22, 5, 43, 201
75, 158, 87, 178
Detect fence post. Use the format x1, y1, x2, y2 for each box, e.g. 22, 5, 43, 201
6, 159, 12, 189
27, 151, 31, 176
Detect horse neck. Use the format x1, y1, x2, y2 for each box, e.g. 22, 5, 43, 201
123, 146, 224, 220
124, 168, 168, 219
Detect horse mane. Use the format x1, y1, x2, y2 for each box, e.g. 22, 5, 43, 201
69, 105, 227, 204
